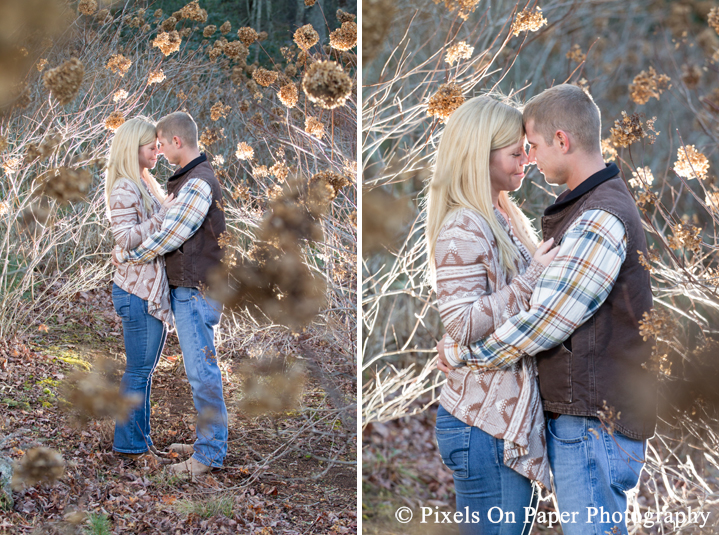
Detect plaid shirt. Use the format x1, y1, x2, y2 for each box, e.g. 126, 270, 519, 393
444, 209, 627, 369
118, 179, 212, 264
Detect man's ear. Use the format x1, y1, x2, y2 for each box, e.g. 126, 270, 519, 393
173, 135, 183, 149
555, 130, 571, 154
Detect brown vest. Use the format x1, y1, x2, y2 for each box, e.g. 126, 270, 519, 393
537, 170, 657, 440
165, 155, 226, 288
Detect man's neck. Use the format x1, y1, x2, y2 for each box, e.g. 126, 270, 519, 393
178, 149, 202, 169
564, 153, 607, 191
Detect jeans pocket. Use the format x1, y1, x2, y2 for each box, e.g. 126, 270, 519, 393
607, 433, 645, 492
547, 415, 587, 444
172, 287, 196, 303
435, 411, 471, 479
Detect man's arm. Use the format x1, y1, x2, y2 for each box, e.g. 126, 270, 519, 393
116, 179, 212, 264
443, 209, 627, 369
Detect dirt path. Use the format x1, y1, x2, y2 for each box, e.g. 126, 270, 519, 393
0, 283, 357, 534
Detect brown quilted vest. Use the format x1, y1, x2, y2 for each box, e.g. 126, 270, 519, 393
537, 164, 657, 440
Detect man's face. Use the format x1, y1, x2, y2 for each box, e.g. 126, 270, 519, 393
525, 119, 566, 186
157, 132, 181, 166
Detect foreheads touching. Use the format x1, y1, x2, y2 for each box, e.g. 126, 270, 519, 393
522, 84, 601, 154
155, 111, 198, 150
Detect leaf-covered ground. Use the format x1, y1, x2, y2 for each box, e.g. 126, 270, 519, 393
0, 283, 357, 534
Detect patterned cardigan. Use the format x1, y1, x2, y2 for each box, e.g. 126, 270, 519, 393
109, 178, 173, 325
435, 207, 550, 491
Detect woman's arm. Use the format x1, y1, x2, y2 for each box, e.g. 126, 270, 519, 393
436, 211, 545, 346
108, 181, 168, 251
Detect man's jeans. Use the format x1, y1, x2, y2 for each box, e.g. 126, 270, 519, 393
112, 283, 167, 454
435, 404, 537, 535
547, 415, 645, 535
171, 287, 228, 468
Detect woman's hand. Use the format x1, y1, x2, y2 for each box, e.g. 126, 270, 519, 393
436, 333, 453, 373
533, 237, 558, 267
161, 193, 177, 211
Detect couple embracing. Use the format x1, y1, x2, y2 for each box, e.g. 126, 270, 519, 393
428, 85, 657, 535
105, 112, 227, 476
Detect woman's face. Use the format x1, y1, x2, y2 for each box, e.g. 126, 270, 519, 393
488, 140, 529, 198
138, 139, 159, 171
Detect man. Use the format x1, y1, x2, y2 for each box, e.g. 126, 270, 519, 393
437, 84, 657, 535
114, 111, 228, 476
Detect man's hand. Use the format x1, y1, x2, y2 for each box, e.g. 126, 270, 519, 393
436, 333, 453, 373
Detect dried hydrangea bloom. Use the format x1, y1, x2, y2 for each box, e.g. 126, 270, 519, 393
278, 83, 299, 108
210, 101, 231, 121
237, 27, 259, 46
130, 16, 143, 28
0, 136, 7, 152
247, 79, 259, 93
106, 54, 132, 77
203, 24, 217, 37
36, 58, 48, 72
710, 7, 719, 33
220, 21, 232, 34
330, 21, 357, 51
11, 448, 65, 491
566, 44, 586, 64
445, 41, 473, 65
610, 112, 647, 148
681, 64, 702, 89
176, 0, 207, 22
285, 63, 298, 78
427, 83, 464, 122
154, 8, 163, 18
337, 8, 356, 23
152, 31, 182, 56
511, 7, 547, 36
667, 223, 702, 253
629, 67, 670, 105
294, 24, 319, 50
161, 16, 178, 31
78, 0, 97, 16
601, 139, 617, 162
2, 157, 21, 174
253, 165, 269, 178
363, 0, 396, 65
705, 191, 719, 209
148, 69, 166, 85
224, 40, 249, 60
39, 167, 93, 203
258, 31, 268, 41
199, 128, 225, 149
113, 89, 128, 102
302, 61, 352, 109
96, 8, 111, 24
105, 111, 125, 131
311, 170, 350, 199
628, 166, 654, 189
236, 142, 254, 160
180, 27, 192, 39
305, 0, 317, 5
251, 67, 277, 87
270, 161, 289, 182
674, 145, 709, 180
305, 116, 325, 139
43, 58, 84, 106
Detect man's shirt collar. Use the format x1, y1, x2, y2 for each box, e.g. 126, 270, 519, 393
544, 162, 620, 216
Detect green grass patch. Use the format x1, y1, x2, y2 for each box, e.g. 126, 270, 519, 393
85, 512, 111, 535
175, 493, 234, 518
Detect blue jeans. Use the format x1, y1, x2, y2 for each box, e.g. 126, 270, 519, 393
171, 287, 227, 468
112, 283, 167, 454
435, 404, 537, 535
546, 415, 646, 535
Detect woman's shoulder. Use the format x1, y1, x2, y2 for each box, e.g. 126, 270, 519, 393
109, 178, 143, 207
439, 207, 494, 239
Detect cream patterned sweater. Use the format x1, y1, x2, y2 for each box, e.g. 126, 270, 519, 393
436, 207, 550, 491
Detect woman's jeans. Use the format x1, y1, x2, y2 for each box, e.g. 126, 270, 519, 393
112, 283, 167, 454
435, 404, 537, 535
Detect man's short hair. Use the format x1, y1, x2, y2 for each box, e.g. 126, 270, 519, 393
156, 111, 198, 148
523, 84, 601, 154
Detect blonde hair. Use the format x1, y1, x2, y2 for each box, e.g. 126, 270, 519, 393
156, 111, 198, 148
523, 84, 601, 154
105, 116, 165, 217
426, 95, 539, 285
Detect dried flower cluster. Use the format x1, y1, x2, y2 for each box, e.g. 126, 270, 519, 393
203, 25, 216, 37
362, 187, 413, 254
39, 167, 93, 203
294, 24, 319, 50
113, 89, 128, 102
305, 116, 325, 139
363, 0, 396, 65
511, 8, 547, 37
43, 58, 84, 105
337, 9, 356, 23
106, 54, 132, 77
175, 0, 207, 23
445, 41, 474, 65
24, 132, 61, 163
152, 31, 182, 56
11, 448, 65, 491
710, 7, 719, 33
161, 16, 177, 31
637, 250, 654, 273
610, 112, 647, 148
253, 67, 279, 87
628, 166, 655, 189
237, 27, 259, 46
199, 127, 224, 148
310, 171, 350, 201
566, 44, 586, 64
667, 223, 702, 253
62, 368, 141, 426
427, 83, 464, 122
705, 191, 719, 210
681, 64, 703, 89
147, 69, 166, 85
223, 40, 249, 62
330, 21, 357, 51
210, 101, 231, 121
629, 67, 670, 105
302, 61, 352, 109
635, 190, 657, 212
77, 0, 97, 16
236, 142, 254, 160
278, 83, 299, 108
236, 358, 305, 416
104, 111, 125, 131
220, 21, 232, 34
270, 161, 289, 182
600, 139, 617, 162
96, 8, 111, 24
674, 145, 710, 180
36, 58, 48, 72
434, 0, 481, 20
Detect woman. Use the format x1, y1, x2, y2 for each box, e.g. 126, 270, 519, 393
425, 95, 557, 534
105, 117, 175, 459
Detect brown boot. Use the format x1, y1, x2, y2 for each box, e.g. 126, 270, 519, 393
168, 443, 194, 456
168, 457, 213, 476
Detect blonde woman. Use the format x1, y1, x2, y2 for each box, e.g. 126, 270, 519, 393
105, 117, 175, 459
426, 95, 557, 535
